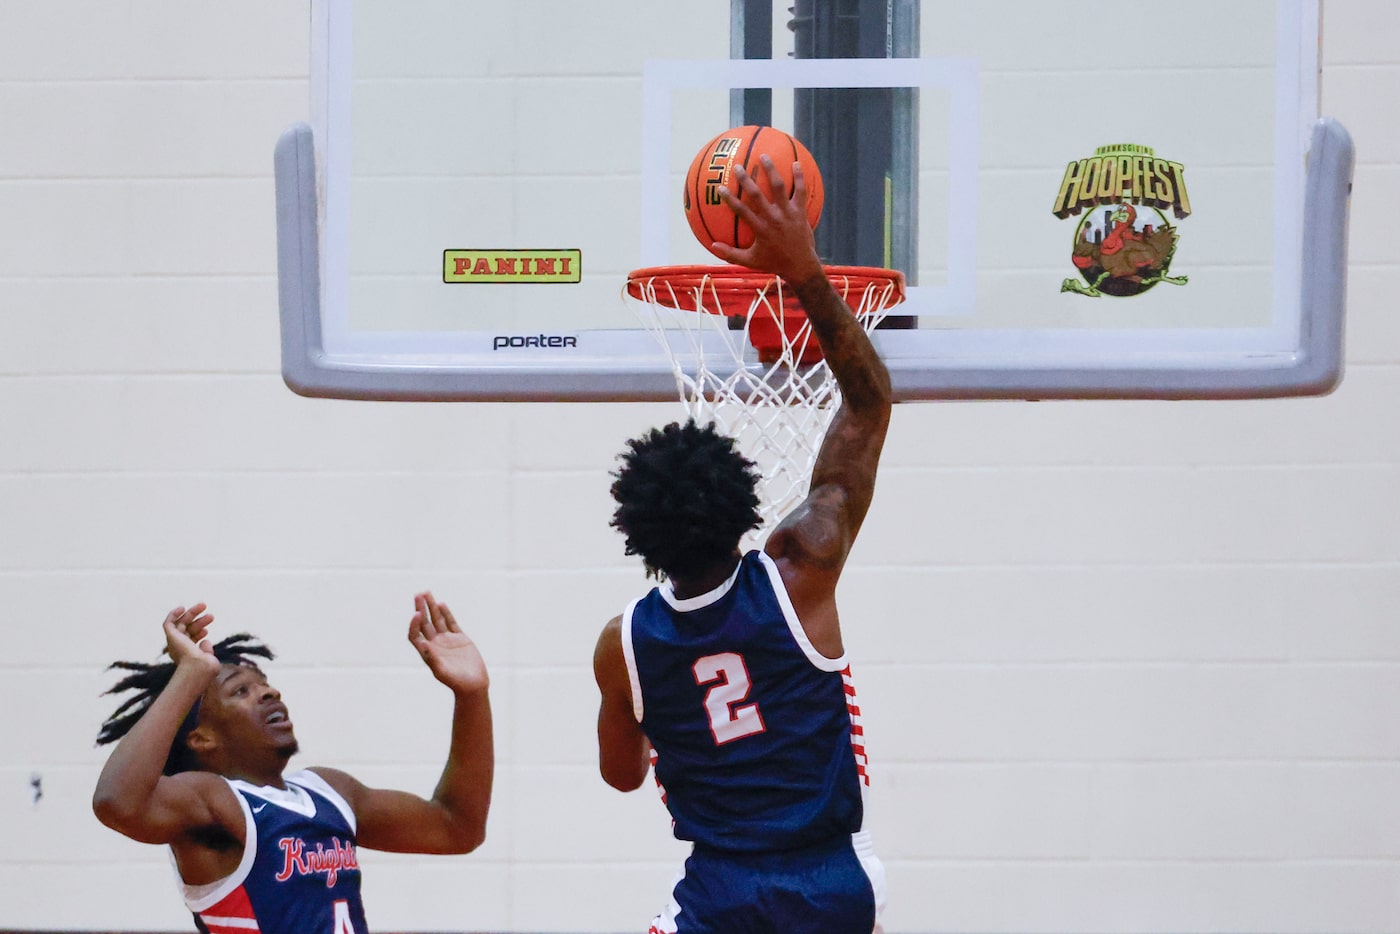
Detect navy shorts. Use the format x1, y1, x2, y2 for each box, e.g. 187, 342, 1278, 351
647, 832, 885, 933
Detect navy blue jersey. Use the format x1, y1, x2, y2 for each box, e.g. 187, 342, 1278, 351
623, 549, 869, 853
176, 769, 369, 934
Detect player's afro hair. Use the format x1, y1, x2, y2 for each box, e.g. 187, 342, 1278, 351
609, 419, 762, 580
96, 633, 274, 776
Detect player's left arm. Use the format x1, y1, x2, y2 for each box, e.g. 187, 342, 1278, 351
593, 615, 650, 792
315, 593, 493, 854
716, 156, 893, 656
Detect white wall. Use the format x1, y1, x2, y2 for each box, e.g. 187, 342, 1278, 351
2, 2, 1397, 932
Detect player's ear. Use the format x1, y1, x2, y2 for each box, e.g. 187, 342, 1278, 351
185, 724, 217, 758
185, 700, 221, 759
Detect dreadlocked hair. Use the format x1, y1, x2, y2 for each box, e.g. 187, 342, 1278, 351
96, 633, 274, 776
609, 419, 763, 580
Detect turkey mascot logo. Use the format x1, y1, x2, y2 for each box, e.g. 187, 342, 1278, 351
1052, 144, 1192, 298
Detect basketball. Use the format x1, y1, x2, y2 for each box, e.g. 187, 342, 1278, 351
683, 125, 824, 260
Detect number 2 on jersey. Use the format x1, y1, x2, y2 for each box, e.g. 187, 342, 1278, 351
693, 652, 766, 744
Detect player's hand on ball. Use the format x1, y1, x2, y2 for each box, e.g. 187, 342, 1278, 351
711, 155, 824, 285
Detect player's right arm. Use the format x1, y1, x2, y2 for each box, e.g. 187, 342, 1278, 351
711, 157, 893, 654
92, 606, 244, 846
313, 593, 494, 856
593, 615, 650, 792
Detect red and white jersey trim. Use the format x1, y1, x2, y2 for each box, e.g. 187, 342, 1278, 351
842, 666, 870, 788
647, 864, 687, 933
196, 884, 261, 933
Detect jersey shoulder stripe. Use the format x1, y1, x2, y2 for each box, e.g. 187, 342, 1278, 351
751, 550, 847, 671
177, 781, 260, 913
621, 595, 645, 722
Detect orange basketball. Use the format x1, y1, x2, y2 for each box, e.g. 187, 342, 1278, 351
683, 125, 824, 260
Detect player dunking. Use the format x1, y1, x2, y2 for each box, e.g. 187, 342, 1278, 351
93, 593, 492, 934
594, 154, 889, 932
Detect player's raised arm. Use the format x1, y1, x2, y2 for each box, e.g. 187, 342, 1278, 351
92, 606, 245, 846
317, 592, 494, 854
710, 156, 892, 638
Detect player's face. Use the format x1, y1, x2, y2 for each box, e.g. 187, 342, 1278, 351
202, 663, 299, 760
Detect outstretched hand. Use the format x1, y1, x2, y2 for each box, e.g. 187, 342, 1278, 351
162, 604, 220, 674
409, 592, 489, 696
709, 154, 825, 285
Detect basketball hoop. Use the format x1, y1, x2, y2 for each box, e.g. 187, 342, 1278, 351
625, 264, 906, 534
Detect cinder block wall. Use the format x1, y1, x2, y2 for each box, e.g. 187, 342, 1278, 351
1, 2, 1396, 931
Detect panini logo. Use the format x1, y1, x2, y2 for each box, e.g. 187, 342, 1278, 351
444, 249, 581, 283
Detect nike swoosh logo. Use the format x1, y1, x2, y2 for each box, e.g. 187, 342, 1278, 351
252, 803, 267, 813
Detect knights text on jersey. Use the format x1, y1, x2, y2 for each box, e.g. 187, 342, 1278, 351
622, 549, 869, 853
175, 769, 369, 934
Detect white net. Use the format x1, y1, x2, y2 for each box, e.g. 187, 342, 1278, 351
625, 265, 904, 538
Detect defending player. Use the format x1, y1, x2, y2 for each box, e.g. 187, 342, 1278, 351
93, 593, 493, 934
594, 154, 890, 932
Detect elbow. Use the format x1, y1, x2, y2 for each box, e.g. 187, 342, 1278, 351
600, 764, 648, 793
92, 789, 136, 835
91, 792, 115, 827
445, 816, 488, 854
602, 774, 635, 793
451, 829, 486, 855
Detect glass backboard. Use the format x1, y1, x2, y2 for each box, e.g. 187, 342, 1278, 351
276, 0, 1353, 401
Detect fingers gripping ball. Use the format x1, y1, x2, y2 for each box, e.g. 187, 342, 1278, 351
683, 125, 824, 259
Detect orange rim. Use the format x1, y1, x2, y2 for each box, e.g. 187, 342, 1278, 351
627, 264, 906, 365
626, 264, 906, 316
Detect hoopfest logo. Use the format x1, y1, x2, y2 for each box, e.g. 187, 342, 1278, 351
275, 836, 359, 887
1052, 144, 1191, 298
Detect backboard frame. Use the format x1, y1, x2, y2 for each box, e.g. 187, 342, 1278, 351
276, 0, 1353, 403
